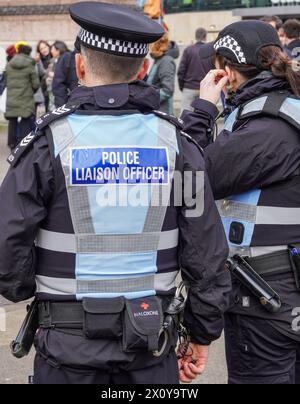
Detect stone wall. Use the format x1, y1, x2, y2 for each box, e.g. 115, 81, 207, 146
165, 10, 240, 45
0, 0, 139, 68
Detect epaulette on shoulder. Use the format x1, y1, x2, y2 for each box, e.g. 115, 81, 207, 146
7, 131, 43, 167
153, 110, 184, 130
7, 103, 81, 168
180, 131, 204, 156
35, 102, 80, 131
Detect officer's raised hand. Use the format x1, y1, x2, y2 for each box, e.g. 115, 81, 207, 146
200, 69, 229, 105
178, 344, 209, 383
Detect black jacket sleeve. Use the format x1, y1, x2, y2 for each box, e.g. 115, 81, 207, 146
181, 98, 219, 148
0, 134, 54, 302
52, 53, 70, 108
179, 135, 231, 345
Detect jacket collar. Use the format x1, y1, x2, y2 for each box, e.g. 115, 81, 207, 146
68, 80, 160, 112
228, 71, 290, 107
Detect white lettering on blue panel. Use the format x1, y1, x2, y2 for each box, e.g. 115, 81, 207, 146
70, 147, 169, 186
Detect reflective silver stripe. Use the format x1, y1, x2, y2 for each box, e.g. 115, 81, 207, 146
36, 228, 179, 253
217, 200, 257, 223
229, 245, 287, 258
36, 275, 76, 295
218, 199, 300, 226
241, 96, 268, 116
250, 245, 288, 258
154, 271, 178, 291
77, 276, 155, 294
280, 98, 300, 126
256, 206, 300, 225
50, 118, 96, 234
50, 117, 75, 157
142, 118, 178, 233
36, 271, 179, 296
36, 229, 76, 253
158, 229, 179, 250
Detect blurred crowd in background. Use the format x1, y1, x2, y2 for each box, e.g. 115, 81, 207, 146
0, 12, 300, 150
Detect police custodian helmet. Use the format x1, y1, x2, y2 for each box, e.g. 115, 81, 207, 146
70, 1, 165, 58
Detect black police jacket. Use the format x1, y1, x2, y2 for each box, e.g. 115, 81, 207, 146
181, 73, 300, 341
0, 81, 230, 347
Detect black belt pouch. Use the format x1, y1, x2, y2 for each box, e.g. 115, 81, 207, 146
289, 244, 300, 292
122, 296, 163, 353
82, 297, 125, 340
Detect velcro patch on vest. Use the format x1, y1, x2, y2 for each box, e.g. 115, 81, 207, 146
70, 147, 169, 186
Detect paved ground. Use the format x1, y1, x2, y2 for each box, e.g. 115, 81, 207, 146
0, 125, 228, 384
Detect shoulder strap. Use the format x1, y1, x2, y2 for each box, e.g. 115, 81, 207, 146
152, 110, 203, 155
35, 102, 81, 131
152, 110, 184, 131
238, 91, 291, 121
232, 90, 298, 132
8, 102, 80, 167
180, 131, 204, 157
261, 91, 290, 117
7, 131, 44, 167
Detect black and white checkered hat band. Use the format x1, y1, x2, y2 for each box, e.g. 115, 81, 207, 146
214, 35, 247, 64
79, 28, 149, 57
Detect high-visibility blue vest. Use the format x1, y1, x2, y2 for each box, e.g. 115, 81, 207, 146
35, 112, 180, 301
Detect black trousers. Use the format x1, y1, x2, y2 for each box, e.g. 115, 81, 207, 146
7, 116, 34, 149
225, 314, 300, 384
33, 350, 179, 385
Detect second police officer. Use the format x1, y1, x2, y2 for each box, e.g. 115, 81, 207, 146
0, 2, 231, 384
182, 21, 300, 384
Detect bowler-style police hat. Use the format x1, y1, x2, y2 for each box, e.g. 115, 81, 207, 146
70, 1, 165, 58
214, 20, 282, 67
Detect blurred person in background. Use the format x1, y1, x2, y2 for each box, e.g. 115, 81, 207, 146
6, 45, 16, 63
0, 45, 17, 124
5, 43, 39, 149
282, 19, 300, 58
147, 32, 178, 114
52, 47, 78, 108
46, 41, 70, 110
261, 16, 292, 57
178, 27, 214, 112
35, 40, 52, 112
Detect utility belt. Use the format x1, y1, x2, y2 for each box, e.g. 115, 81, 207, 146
226, 245, 300, 313
38, 287, 188, 358
11, 283, 189, 359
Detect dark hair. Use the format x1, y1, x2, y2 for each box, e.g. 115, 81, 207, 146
52, 41, 69, 56
36, 40, 50, 54
195, 28, 207, 42
283, 19, 300, 40
216, 45, 300, 97
260, 15, 283, 31
18, 45, 32, 56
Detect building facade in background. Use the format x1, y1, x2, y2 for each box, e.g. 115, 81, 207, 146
0, 0, 136, 70
0, 0, 300, 47
0, 0, 300, 69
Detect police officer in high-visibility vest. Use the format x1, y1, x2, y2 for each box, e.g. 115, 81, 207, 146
182, 20, 300, 384
0, 2, 230, 384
